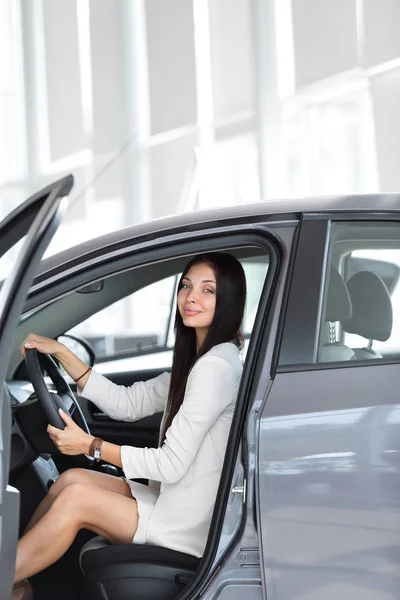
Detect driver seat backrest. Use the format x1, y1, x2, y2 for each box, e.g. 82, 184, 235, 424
79, 536, 200, 600
318, 267, 355, 362
341, 270, 393, 359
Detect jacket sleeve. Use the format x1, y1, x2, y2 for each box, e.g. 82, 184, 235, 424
79, 369, 170, 421
120, 354, 238, 483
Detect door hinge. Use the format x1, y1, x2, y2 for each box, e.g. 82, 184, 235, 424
232, 478, 246, 503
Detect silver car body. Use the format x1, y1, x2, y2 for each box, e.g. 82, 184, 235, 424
1, 185, 400, 599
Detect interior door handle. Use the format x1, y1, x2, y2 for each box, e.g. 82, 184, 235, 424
88, 402, 111, 421
91, 411, 111, 421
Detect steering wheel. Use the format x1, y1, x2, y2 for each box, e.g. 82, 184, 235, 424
24, 348, 93, 463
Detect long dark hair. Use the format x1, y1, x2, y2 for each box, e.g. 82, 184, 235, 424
160, 252, 246, 444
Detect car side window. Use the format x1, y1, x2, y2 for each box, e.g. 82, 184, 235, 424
68, 276, 176, 360
67, 259, 268, 363
318, 221, 400, 363
242, 261, 269, 335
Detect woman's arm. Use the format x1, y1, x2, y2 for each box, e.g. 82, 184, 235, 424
119, 354, 239, 483
21, 333, 170, 422
79, 369, 170, 422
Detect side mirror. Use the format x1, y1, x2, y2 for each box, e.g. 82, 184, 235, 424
57, 334, 95, 367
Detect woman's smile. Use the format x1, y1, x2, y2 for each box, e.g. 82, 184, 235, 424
183, 307, 201, 316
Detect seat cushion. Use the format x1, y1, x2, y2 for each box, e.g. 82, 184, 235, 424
352, 347, 382, 360
80, 536, 200, 575
318, 342, 355, 362
80, 537, 201, 600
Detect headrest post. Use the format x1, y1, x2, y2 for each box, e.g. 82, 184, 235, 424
329, 321, 336, 344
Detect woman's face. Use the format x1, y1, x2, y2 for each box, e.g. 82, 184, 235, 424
177, 262, 217, 333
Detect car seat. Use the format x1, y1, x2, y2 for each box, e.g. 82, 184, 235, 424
79, 535, 200, 600
341, 270, 393, 359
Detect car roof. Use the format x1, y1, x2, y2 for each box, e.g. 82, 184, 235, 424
38, 192, 400, 278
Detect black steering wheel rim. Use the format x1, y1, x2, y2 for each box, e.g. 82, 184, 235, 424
24, 348, 90, 434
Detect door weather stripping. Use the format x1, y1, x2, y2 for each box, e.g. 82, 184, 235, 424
232, 478, 246, 503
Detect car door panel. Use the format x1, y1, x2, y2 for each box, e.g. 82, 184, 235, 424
258, 364, 400, 600
76, 368, 168, 448
0, 175, 71, 600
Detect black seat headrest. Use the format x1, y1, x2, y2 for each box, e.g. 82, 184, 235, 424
342, 271, 393, 341
325, 267, 352, 322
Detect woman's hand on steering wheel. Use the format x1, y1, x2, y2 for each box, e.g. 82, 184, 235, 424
48, 408, 94, 455
21, 333, 92, 389
20, 333, 64, 359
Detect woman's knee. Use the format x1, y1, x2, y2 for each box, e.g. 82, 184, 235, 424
53, 482, 91, 516
48, 468, 88, 499
47, 482, 93, 531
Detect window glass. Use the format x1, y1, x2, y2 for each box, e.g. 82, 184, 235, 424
242, 261, 269, 335
69, 276, 176, 359
318, 221, 400, 363
68, 258, 268, 362
0, 237, 25, 280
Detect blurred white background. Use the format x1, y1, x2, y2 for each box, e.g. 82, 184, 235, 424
2, 0, 400, 356
3, 0, 400, 248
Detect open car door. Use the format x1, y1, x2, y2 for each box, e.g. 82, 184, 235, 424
0, 175, 73, 600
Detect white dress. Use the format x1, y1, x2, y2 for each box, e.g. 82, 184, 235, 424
80, 342, 242, 557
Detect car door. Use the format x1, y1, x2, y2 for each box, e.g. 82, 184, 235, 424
0, 175, 72, 600
256, 215, 400, 600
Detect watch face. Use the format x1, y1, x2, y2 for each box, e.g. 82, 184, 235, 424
94, 447, 101, 459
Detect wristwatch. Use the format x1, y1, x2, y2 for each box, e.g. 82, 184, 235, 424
89, 437, 104, 462
93, 442, 103, 461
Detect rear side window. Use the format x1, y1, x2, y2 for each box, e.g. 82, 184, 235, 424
318, 221, 400, 363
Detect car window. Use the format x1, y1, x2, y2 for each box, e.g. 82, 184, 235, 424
242, 261, 269, 335
0, 237, 25, 279
67, 259, 268, 363
318, 221, 400, 362
68, 276, 176, 359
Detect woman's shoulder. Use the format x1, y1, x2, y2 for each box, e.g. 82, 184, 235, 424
197, 342, 243, 376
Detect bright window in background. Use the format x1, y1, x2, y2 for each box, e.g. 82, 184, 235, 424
0, 0, 26, 194
281, 85, 378, 198
197, 132, 259, 209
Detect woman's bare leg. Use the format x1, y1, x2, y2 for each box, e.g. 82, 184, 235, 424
24, 468, 131, 533
15, 481, 138, 583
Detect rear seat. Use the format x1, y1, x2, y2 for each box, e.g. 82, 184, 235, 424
342, 271, 393, 359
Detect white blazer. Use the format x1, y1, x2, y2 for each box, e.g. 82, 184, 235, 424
81, 342, 243, 557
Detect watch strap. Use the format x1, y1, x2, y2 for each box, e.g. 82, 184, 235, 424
89, 437, 103, 461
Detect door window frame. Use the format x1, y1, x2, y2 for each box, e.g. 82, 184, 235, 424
277, 211, 400, 373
